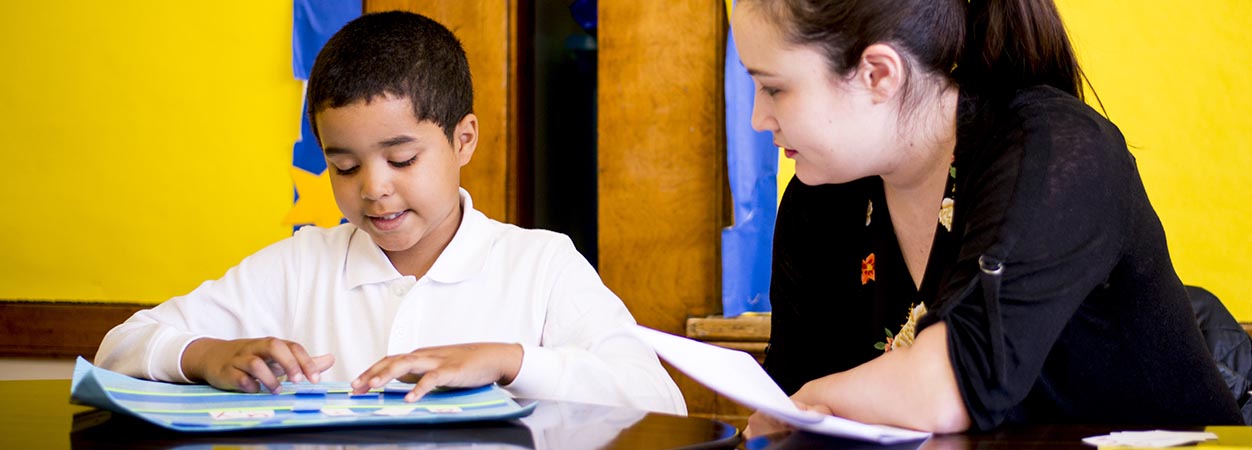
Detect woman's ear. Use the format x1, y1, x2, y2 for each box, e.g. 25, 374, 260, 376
453, 113, 478, 166
857, 43, 906, 104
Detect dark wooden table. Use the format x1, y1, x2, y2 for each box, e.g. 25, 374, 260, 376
0, 379, 741, 449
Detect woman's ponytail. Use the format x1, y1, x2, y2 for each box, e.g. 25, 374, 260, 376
955, 0, 1085, 99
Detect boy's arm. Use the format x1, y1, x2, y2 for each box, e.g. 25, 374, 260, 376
95, 236, 302, 383
503, 237, 687, 415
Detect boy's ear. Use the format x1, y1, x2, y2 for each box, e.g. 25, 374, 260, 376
857, 43, 906, 104
453, 113, 478, 167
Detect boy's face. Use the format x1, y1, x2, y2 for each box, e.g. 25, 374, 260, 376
316, 95, 477, 259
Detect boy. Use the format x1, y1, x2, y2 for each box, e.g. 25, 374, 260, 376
95, 11, 685, 415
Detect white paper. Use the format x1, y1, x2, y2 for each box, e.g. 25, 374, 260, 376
1082, 430, 1218, 447
631, 325, 930, 444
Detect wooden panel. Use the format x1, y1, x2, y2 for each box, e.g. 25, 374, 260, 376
364, 0, 523, 224
0, 302, 146, 359
687, 315, 770, 341
598, 0, 725, 336
598, 0, 727, 423
688, 315, 770, 362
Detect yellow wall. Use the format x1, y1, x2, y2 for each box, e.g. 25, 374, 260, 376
1056, 1, 1252, 319
0, 2, 300, 303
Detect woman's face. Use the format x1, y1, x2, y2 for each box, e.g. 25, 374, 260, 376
731, 3, 896, 185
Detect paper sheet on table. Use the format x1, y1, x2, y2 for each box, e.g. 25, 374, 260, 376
631, 325, 930, 444
1082, 430, 1218, 447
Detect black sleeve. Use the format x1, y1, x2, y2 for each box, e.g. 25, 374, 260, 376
919, 92, 1128, 430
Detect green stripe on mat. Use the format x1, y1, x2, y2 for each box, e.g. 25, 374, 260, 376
132, 399, 508, 414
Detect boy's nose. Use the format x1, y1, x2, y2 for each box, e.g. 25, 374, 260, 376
360, 166, 394, 200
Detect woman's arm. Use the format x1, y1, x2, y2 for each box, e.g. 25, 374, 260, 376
794, 322, 969, 433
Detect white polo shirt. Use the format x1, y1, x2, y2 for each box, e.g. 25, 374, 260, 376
96, 189, 686, 415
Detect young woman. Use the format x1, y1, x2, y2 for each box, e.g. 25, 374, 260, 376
732, 0, 1243, 435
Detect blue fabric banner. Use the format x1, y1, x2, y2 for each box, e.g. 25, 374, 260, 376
721, 27, 778, 317
292, 0, 359, 176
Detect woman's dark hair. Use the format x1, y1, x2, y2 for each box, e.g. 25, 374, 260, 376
306, 11, 473, 143
744, 0, 1087, 101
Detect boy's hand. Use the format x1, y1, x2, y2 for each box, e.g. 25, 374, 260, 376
181, 337, 335, 394
351, 343, 523, 402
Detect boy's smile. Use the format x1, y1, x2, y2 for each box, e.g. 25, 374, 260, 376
315, 94, 478, 276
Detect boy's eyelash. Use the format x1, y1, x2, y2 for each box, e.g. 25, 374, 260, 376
390, 156, 417, 168
760, 85, 781, 96
333, 156, 415, 175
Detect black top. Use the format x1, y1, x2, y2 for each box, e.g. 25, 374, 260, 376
765, 85, 1242, 429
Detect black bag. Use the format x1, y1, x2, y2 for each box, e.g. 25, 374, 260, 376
1187, 285, 1252, 425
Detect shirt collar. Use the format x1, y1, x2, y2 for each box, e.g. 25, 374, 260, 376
343, 188, 493, 288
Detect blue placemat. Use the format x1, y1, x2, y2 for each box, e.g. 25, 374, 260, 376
69, 357, 534, 432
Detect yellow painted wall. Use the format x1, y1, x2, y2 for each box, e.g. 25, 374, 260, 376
0, 2, 301, 303
1056, 1, 1252, 319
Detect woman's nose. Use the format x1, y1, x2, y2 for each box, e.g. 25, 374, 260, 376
749, 94, 776, 132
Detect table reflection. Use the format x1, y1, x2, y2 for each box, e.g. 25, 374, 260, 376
71, 398, 738, 449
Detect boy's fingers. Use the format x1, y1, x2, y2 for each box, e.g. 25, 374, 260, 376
245, 356, 282, 394
232, 370, 260, 393
380, 355, 443, 386
284, 342, 319, 384
353, 355, 438, 393
262, 340, 305, 384
405, 371, 446, 402
309, 354, 335, 384
351, 358, 395, 393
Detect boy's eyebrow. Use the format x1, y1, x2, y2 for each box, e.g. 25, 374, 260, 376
322, 135, 417, 155
378, 135, 416, 148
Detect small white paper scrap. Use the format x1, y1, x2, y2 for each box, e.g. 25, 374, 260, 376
209, 409, 275, 420
426, 405, 463, 414
1082, 430, 1218, 447
374, 406, 418, 416
320, 407, 356, 416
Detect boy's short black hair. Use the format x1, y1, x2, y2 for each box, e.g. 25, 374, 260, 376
307, 11, 473, 143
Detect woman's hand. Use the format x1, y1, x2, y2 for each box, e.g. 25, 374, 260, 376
351, 342, 523, 402
744, 399, 832, 439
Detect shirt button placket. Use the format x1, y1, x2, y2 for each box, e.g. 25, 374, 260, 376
389, 282, 411, 353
